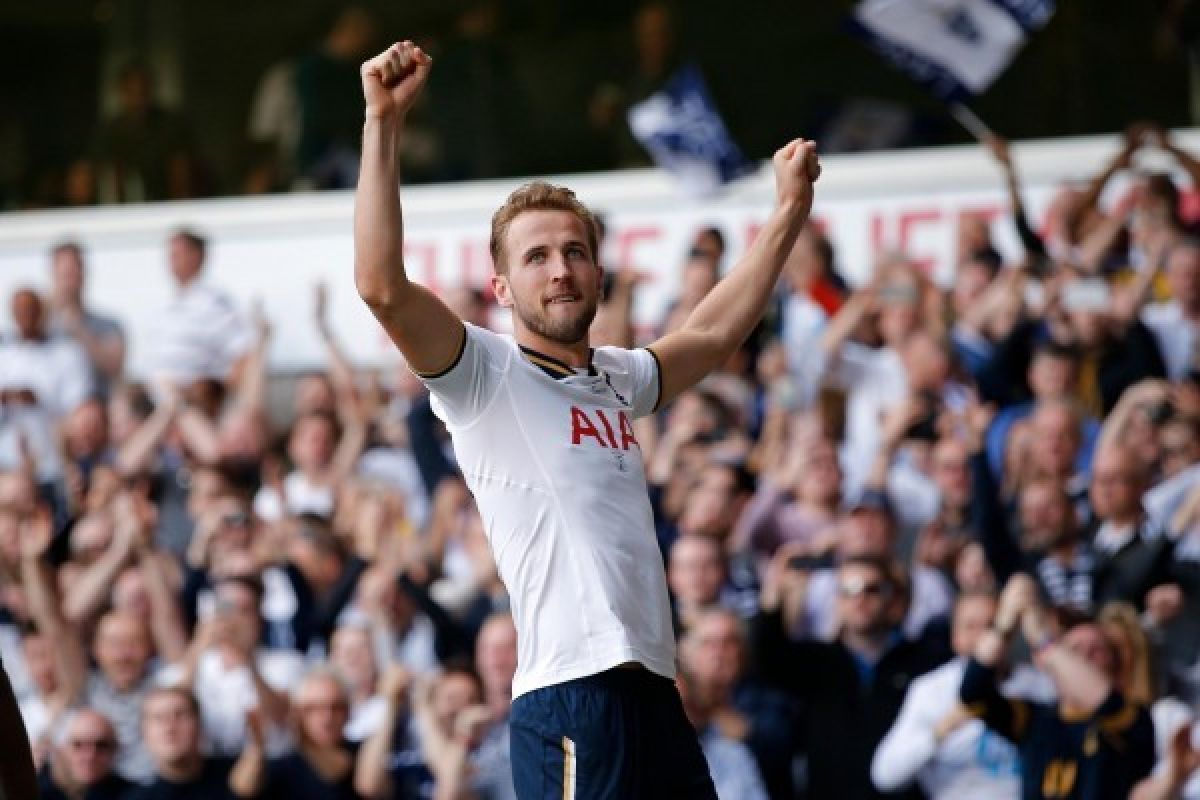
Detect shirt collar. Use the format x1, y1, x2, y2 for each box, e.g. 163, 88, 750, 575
518, 344, 596, 381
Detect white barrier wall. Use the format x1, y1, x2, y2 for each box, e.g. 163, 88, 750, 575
0, 131, 1197, 374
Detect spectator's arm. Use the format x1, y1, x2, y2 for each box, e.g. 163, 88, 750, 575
115, 389, 178, 476
1156, 124, 1200, 191
314, 283, 359, 413
63, 514, 137, 624
966, 400, 1022, 585
229, 710, 268, 798
984, 135, 1050, 262
328, 399, 368, 489
228, 302, 271, 418
1097, 380, 1170, 454
1075, 213, 1130, 274
1066, 134, 1139, 244
871, 681, 943, 792
1023, 599, 1113, 714
1131, 722, 1200, 800
139, 548, 188, 664
60, 314, 126, 385
819, 289, 875, 362
175, 406, 220, 467
647, 143, 818, 408
355, 668, 410, 799
18, 511, 86, 704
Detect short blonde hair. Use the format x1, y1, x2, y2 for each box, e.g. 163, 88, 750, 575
489, 181, 599, 274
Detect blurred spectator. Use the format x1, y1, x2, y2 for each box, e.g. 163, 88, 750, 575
92, 62, 200, 203
39, 708, 135, 800
1, 287, 93, 419
1143, 238, 1200, 381
428, 2, 527, 181
961, 574, 1156, 800
679, 607, 800, 800
137, 686, 237, 798
751, 554, 948, 799
47, 241, 126, 396
161, 574, 303, 757
872, 592, 1047, 798
229, 669, 361, 798
291, 6, 377, 190
143, 230, 252, 385
588, 1, 681, 168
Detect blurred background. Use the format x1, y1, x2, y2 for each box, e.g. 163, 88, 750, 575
0, 0, 1190, 209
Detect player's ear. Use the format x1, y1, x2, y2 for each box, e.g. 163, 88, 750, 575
491, 273, 513, 308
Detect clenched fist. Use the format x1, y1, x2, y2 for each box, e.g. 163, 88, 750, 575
361, 40, 432, 121
772, 138, 821, 218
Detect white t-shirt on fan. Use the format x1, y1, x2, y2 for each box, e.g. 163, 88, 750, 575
421, 323, 673, 699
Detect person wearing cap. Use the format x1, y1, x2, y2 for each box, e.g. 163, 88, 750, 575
750, 553, 949, 800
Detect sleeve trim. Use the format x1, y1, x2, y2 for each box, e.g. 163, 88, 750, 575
644, 345, 664, 413
414, 323, 468, 380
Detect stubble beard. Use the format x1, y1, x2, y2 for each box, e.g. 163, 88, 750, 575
513, 294, 598, 346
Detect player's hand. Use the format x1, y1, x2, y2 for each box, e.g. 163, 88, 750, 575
361, 40, 432, 122
772, 138, 821, 219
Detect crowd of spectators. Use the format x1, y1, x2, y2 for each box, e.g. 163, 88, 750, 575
5, 121, 1200, 799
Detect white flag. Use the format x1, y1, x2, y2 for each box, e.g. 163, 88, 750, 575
849, 0, 1055, 101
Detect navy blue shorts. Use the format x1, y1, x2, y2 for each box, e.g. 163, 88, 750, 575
510, 667, 718, 800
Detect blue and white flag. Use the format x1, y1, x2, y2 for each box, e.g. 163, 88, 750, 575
848, 0, 1055, 102
627, 64, 754, 196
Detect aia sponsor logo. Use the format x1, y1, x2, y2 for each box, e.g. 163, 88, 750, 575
570, 406, 639, 451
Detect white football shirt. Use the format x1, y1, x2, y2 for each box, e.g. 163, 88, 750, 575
421, 323, 674, 698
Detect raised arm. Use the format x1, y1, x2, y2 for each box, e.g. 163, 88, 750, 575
355, 40, 464, 376
647, 141, 820, 407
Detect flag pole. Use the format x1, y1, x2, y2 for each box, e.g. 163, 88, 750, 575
949, 103, 994, 142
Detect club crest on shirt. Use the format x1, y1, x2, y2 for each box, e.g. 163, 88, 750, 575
570, 406, 639, 452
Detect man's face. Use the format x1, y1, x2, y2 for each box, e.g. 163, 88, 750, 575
431, 673, 481, 733
835, 563, 894, 637
167, 236, 203, 285
492, 210, 602, 346
65, 400, 109, 457
1029, 405, 1079, 475
931, 438, 970, 507
839, 509, 893, 559
1160, 420, 1200, 479
330, 627, 376, 691
11, 289, 44, 339
1028, 353, 1075, 400
143, 692, 200, 766
668, 535, 725, 606
295, 676, 349, 749
683, 613, 743, 694
93, 613, 152, 691
679, 465, 740, 538
1017, 483, 1072, 551
1089, 448, 1141, 521
1062, 624, 1115, 678
289, 415, 336, 471
1167, 245, 1200, 312
60, 712, 118, 786
952, 261, 991, 317
213, 583, 262, 650
475, 616, 518, 698
951, 594, 996, 657
52, 249, 85, 299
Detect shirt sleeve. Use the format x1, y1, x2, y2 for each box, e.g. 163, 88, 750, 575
960, 658, 1034, 744
595, 345, 661, 418
871, 676, 939, 792
418, 323, 507, 428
